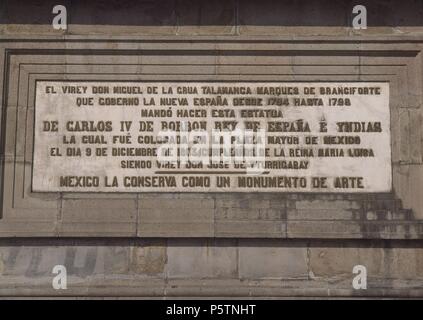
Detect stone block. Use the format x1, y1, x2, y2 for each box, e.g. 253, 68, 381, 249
238, 240, 308, 279
215, 220, 286, 238
166, 239, 237, 278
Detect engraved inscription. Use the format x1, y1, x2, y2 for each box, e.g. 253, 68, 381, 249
32, 81, 391, 192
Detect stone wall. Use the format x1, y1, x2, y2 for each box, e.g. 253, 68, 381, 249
0, 239, 422, 297
0, 0, 423, 297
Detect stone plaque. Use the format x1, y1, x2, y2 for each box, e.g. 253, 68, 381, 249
32, 81, 391, 192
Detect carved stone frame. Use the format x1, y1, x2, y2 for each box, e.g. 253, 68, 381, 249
0, 36, 422, 238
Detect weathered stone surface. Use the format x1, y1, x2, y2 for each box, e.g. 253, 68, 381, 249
0, 240, 421, 297
166, 239, 237, 278
309, 242, 423, 280
238, 240, 308, 279
138, 194, 215, 237
130, 240, 167, 275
